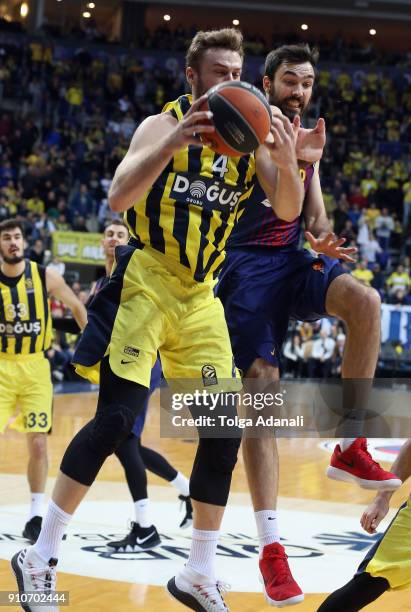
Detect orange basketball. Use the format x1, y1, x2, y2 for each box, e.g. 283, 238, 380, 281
199, 81, 272, 157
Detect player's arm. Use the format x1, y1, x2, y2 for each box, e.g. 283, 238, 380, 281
109, 96, 214, 212
46, 268, 87, 331
303, 165, 357, 262
361, 439, 411, 534
255, 115, 304, 223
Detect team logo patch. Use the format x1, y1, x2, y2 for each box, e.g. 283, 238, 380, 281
0, 320, 41, 336
202, 364, 218, 386
312, 260, 325, 273
25, 278, 34, 290
169, 173, 245, 211
123, 345, 140, 358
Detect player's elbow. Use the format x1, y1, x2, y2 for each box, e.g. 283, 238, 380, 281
108, 189, 124, 213
276, 210, 299, 223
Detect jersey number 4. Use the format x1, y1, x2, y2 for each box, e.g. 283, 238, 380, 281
212, 156, 229, 178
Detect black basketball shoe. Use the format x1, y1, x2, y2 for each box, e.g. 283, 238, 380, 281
106, 523, 161, 553
22, 516, 42, 544
179, 495, 193, 529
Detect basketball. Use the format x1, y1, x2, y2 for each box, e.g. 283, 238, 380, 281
200, 81, 272, 157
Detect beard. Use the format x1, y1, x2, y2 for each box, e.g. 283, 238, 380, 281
1, 253, 24, 264
268, 87, 309, 122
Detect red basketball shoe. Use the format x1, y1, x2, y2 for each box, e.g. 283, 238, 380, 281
326, 438, 402, 491
259, 542, 304, 607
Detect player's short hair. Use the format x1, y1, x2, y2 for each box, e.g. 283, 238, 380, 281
186, 28, 244, 71
103, 219, 129, 235
264, 44, 319, 80
0, 218, 25, 237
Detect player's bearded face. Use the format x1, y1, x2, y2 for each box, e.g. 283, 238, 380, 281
0, 231, 24, 264
267, 61, 314, 121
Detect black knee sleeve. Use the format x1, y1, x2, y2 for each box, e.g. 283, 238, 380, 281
60, 356, 149, 486
89, 403, 137, 456
190, 436, 241, 506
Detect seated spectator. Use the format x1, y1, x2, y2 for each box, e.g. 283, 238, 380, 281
283, 332, 304, 378
363, 202, 381, 230
308, 329, 336, 378
360, 171, 378, 197
347, 203, 361, 230
352, 260, 374, 286
331, 333, 346, 377
386, 264, 411, 295
388, 289, 410, 306
340, 219, 356, 246
359, 230, 382, 265
375, 207, 395, 250
28, 238, 45, 264
47, 255, 65, 277
370, 263, 385, 294
348, 185, 367, 209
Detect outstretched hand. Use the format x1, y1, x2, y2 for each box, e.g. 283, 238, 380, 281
360, 496, 390, 534
296, 118, 326, 163
305, 231, 357, 262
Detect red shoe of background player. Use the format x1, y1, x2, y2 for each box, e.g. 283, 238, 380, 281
259, 542, 304, 607
326, 438, 402, 491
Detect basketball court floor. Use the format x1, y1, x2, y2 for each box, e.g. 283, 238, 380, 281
0, 386, 410, 611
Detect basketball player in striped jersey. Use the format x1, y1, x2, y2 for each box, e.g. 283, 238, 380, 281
12, 29, 306, 612
318, 439, 411, 610
0, 219, 87, 544
217, 44, 401, 606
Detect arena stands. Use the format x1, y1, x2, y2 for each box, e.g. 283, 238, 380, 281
0, 25, 410, 378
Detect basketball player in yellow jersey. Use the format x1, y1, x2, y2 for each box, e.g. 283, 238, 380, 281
12, 29, 305, 612
318, 439, 411, 610
0, 219, 87, 544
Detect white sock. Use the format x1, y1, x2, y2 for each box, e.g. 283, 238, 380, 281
187, 528, 220, 579
34, 500, 71, 561
340, 438, 357, 452
28, 493, 44, 520
134, 498, 151, 527
255, 510, 280, 556
170, 472, 190, 497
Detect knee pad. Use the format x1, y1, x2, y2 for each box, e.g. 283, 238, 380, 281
201, 436, 242, 475
88, 403, 137, 456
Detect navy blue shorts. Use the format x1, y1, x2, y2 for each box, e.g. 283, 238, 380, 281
131, 356, 162, 438
216, 246, 346, 373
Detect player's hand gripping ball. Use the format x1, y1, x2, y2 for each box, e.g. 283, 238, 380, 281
200, 81, 272, 157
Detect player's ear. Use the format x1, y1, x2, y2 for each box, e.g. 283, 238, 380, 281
262, 75, 271, 95
186, 66, 194, 87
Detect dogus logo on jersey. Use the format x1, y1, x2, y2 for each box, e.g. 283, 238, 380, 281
0, 320, 41, 336
170, 174, 244, 211
202, 364, 218, 386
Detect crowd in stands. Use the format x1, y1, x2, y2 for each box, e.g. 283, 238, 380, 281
0, 29, 410, 379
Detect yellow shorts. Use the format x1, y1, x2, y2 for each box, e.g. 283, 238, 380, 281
363, 496, 411, 590
0, 353, 53, 434
74, 245, 241, 391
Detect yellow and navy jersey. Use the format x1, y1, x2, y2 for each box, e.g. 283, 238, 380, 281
0, 260, 51, 356
124, 94, 256, 282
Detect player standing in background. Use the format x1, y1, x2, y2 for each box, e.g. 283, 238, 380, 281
0, 219, 87, 543
217, 44, 401, 606
12, 29, 305, 612
318, 439, 411, 611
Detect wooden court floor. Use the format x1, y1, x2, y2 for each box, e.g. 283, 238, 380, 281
0, 391, 410, 611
